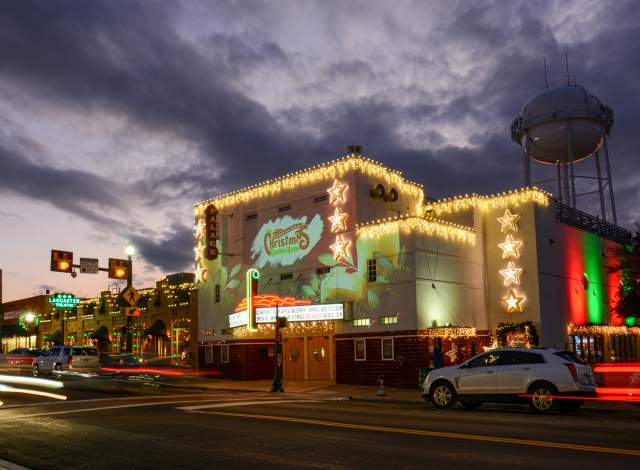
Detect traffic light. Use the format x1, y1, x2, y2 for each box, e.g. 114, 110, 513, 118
50, 250, 73, 273
108, 258, 129, 279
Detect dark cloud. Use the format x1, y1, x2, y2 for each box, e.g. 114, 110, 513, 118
0, 139, 127, 229
130, 222, 193, 273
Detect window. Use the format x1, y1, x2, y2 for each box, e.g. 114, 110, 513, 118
245, 213, 257, 221
353, 318, 370, 327
354, 339, 366, 361
316, 266, 331, 275
465, 351, 500, 368
278, 204, 291, 212
367, 259, 377, 282
280, 272, 293, 281
313, 194, 328, 203
498, 351, 544, 365
379, 315, 398, 325
214, 284, 220, 303
204, 345, 213, 364
381, 338, 394, 360
221, 345, 230, 364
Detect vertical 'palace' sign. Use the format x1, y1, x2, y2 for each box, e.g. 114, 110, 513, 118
205, 204, 219, 260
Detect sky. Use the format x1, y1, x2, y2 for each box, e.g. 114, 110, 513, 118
1, 0, 639, 302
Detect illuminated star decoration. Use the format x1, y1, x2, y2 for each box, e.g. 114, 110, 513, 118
328, 207, 349, 233
500, 261, 523, 287
327, 179, 348, 205
195, 220, 206, 241
330, 234, 351, 262
195, 263, 208, 283
497, 208, 520, 233
498, 234, 522, 259
446, 343, 458, 363
503, 289, 525, 313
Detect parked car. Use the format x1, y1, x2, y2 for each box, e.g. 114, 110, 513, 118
4, 348, 40, 370
422, 348, 596, 413
32, 346, 100, 376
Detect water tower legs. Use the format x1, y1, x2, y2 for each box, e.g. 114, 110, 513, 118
565, 121, 577, 208
561, 163, 571, 205
602, 136, 618, 225
523, 134, 532, 186
594, 149, 607, 221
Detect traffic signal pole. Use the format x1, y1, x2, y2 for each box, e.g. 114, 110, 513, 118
125, 253, 133, 354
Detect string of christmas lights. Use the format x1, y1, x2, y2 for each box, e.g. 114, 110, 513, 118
568, 323, 640, 336
426, 187, 550, 216
357, 215, 476, 244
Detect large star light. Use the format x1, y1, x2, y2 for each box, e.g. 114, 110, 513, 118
328, 207, 349, 233
498, 235, 522, 259
330, 235, 351, 262
327, 180, 348, 205
500, 261, 523, 287
497, 208, 520, 233
195, 220, 206, 241
503, 289, 525, 313
195, 263, 208, 283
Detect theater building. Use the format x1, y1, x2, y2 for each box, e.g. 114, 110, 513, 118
195, 150, 636, 387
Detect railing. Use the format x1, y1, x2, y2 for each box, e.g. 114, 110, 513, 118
553, 201, 631, 244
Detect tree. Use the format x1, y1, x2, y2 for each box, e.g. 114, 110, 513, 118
610, 226, 640, 321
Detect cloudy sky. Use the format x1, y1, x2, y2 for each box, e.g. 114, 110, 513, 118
1, 0, 639, 301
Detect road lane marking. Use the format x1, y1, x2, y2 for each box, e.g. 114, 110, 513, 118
203, 411, 640, 457
0, 396, 322, 420
178, 399, 322, 411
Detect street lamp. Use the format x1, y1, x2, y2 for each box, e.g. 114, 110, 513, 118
24, 312, 35, 348
124, 242, 135, 353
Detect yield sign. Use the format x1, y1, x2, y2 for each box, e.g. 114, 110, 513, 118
121, 286, 141, 307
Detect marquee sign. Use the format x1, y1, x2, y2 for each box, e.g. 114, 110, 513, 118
48, 293, 80, 309
251, 214, 324, 268
229, 303, 344, 328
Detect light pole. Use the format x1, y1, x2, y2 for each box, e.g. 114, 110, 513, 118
124, 242, 135, 354
24, 312, 35, 348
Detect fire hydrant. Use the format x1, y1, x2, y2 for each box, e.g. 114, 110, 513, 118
377, 375, 385, 396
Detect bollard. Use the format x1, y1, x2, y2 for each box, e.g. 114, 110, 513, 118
377, 375, 385, 396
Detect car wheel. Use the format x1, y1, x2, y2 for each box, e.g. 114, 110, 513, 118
32, 364, 39, 377
559, 400, 584, 413
430, 381, 456, 409
529, 383, 559, 413
460, 400, 482, 410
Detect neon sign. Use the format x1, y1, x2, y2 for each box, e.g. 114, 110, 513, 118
48, 293, 80, 309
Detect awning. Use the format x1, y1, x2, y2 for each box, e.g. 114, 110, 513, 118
1, 324, 26, 338
144, 320, 167, 337
90, 326, 109, 340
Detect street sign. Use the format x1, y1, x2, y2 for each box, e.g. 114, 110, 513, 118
121, 286, 141, 307
48, 293, 80, 309
79, 257, 99, 274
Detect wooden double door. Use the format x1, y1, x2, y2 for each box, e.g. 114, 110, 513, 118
283, 336, 331, 380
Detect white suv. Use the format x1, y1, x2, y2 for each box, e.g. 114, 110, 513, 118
422, 348, 596, 413
32, 346, 100, 376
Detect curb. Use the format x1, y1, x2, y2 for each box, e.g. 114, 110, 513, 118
0, 458, 30, 470
347, 396, 425, 405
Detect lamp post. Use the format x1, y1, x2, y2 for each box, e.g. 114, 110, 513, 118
24, 312, 35, 348
124, 242, 135, 354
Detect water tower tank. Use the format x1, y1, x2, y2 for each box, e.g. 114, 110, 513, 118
511, 84, 613, 163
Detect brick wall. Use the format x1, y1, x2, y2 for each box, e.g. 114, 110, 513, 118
199, 341, 274, 380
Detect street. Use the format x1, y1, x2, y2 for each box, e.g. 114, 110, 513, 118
1, 385, 640, 469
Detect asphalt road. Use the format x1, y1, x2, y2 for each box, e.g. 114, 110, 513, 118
1, 388, 640, 469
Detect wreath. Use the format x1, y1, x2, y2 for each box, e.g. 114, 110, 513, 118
495, 321, 539, 347
18, 312, 40, 331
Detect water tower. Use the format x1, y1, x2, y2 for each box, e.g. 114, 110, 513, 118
511, 77, 617, 224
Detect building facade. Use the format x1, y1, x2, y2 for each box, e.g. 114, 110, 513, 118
195, 153, 637, 387
2, 274, 198, 365
1, 294, 52, 352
